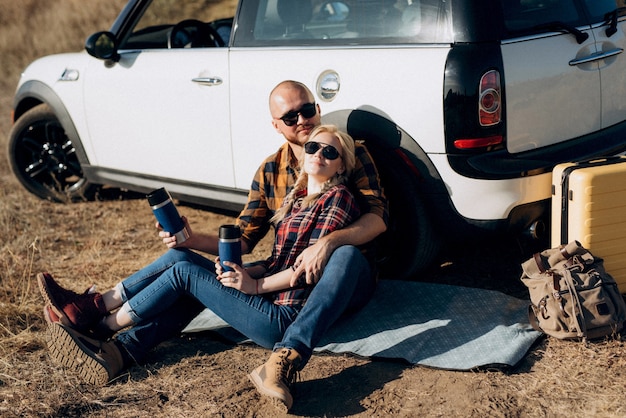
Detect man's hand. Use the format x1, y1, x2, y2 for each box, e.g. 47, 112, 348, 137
291, 239, 333, 286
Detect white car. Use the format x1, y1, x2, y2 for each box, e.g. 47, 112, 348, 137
8, 0, 626, 278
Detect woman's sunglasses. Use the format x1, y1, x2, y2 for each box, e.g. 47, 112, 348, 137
279, 103, 317, 126
304, 141, 341, 160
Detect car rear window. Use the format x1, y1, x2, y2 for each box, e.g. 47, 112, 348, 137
234, 0, 453, 46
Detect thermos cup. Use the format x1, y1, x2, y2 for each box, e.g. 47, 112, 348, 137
219, 224, 242, 272
147, 187, 189, 243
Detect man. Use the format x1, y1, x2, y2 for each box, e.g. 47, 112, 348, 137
44, 80, 387, 411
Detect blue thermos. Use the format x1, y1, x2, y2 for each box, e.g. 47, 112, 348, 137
147, 187, 189, 243
219, 224, 242, 272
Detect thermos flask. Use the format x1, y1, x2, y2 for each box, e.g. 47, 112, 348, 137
147, 187, 189, 243
219, 224, 242, 272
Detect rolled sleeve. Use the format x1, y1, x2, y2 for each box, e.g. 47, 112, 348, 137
351, 143, 389, 225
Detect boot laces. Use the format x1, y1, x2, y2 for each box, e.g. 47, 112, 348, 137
275, 350, 300, 387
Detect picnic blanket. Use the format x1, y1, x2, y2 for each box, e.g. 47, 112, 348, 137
183, 280, 542, 370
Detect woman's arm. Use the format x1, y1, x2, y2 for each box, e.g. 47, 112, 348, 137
219, 262, 295, 295
256, 268, 295, 294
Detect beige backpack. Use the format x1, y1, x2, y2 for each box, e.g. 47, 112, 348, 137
520, 241, 626, 340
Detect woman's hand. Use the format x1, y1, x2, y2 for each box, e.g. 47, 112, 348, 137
158, 216, 192, 248
218, 261, 257, 295
214, 256, 224, 276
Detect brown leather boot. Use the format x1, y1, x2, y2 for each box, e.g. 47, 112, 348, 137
46, 323, 127, 385
38, 272, 108, 333
249, 348, 302, 411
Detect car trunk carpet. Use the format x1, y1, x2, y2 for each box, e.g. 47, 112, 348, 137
183, 280, 541, 371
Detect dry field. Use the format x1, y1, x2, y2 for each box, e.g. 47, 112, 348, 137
1, 1, 625, 417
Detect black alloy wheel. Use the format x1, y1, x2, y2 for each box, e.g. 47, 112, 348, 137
8, 104, 95, 202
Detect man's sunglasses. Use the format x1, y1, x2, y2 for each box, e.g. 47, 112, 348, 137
304, 141, 341, 160
279, 103, 317, 126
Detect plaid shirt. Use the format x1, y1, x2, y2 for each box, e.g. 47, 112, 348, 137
237, 141, 388, 250
266, 184, 360, 307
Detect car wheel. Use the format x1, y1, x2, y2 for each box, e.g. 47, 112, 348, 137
8, 104, 96, 202
374, 150, 441, 280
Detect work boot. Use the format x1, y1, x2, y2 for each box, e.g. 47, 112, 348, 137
46, 322, 127, 386
37, 272, 108, 333
249, 348, 302, 411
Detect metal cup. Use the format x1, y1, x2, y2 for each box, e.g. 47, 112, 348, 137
147, 187, 189, 243
219, 224, 242, 272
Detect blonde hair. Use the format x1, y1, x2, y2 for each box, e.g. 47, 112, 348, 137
271, 125, 356, 224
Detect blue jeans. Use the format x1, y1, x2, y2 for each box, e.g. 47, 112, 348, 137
115, 246, 374, 367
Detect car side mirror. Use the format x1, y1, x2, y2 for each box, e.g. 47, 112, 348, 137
85, 31, 120, 62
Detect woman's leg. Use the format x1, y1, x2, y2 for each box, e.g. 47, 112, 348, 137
273, 245, 374, 365
119, 248, 216, 300
123, 261, 297, 349
102, 248, 217, 333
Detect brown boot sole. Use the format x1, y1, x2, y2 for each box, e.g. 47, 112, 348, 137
46, 323, 111, 386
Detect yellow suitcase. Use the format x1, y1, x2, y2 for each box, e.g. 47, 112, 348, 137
551, 157, 626, 293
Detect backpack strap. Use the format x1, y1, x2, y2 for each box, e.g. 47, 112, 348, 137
533, 253, 548, 273
562, 270, 587, 340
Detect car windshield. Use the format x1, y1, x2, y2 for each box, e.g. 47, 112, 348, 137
234, 0, 453, 46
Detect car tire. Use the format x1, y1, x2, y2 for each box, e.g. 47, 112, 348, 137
7, 104, 96, 202
374, 150, 441, 280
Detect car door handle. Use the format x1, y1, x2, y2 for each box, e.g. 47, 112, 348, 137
192, 77, 223, 86
569, 48, 624, 66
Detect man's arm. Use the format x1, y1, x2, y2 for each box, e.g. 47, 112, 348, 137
160, 146, 290, 256
293, 213, 386, 284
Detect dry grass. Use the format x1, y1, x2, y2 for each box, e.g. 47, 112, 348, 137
1, 1, 626, 417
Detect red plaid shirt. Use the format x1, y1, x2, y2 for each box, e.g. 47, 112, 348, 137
237, 142, 387, 250
265, 184, 360, 308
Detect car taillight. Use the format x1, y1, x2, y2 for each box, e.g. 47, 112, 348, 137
479, 70, 501, 126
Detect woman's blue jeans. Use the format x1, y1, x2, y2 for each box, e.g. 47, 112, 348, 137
115, 246, 374, 367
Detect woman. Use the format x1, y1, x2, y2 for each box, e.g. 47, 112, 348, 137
39, 125, 361, 387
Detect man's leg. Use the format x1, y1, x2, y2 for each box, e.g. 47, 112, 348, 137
46, 248, 215, 379
115, 296, 205, 364
47, 292, 207, 385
